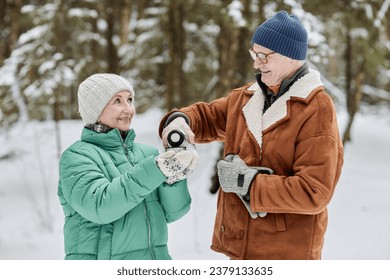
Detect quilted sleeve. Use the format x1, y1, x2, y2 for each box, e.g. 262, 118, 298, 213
157, 180, 192, 223
59, 146, 166, 224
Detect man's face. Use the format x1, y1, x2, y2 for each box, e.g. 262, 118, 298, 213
252, 43, 301, 87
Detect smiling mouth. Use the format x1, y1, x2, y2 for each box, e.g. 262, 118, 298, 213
260, 70, 270, 74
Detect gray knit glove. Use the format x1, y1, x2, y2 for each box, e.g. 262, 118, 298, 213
237, 195, 268, 219
218, 155, 272, 219
217, 155, 258, 196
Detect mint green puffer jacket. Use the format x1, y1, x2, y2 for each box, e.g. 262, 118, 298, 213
58, 128, 191, 260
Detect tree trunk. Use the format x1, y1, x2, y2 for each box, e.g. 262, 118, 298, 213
119, 0, 132, 46
0, 0, 7, 64
342, 66, 365, 144
215, 0, 235, 98
9, 0, 21, 51
235, 0, 253, 86
1, 0, 22, 64
165, 0, 186, 110
209, 0, 253, 194
105, 0, 119, 73
177, 2, 186, 106
165, 2, 176, 110
342, 15, 365, 145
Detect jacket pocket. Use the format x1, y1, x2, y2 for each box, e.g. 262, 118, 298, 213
219, 194, 245, 257
275, 213, 286, 232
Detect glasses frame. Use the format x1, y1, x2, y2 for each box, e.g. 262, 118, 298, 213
248, 48, 275, 64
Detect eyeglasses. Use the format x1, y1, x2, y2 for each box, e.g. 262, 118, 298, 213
248, 48, 275, 64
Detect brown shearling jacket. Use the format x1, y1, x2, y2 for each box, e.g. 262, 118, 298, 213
159, 69, 344, 259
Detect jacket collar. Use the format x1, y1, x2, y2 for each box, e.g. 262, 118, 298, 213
81, 127, 136, 150
243, 68, 323, 148
256, 64, 310, 112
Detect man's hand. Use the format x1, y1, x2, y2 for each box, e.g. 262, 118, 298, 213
217, 155, 272, 219
162, 117, 195, 148
217, 155, 259, 196
236, 195, 267, 219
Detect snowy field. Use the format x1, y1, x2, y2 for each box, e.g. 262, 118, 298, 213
0, 107, 389, 260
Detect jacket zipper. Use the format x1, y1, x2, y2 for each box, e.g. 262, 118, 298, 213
117, 130, 154, 258
144, 203, 156, 259
116, 129, 129, 160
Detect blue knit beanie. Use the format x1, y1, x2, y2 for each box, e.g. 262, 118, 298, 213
251, 11, 308, 60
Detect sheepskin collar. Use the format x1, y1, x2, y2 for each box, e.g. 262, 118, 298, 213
242, 69, 323, 148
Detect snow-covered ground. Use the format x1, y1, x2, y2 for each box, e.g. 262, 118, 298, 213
0, 107, 389, 260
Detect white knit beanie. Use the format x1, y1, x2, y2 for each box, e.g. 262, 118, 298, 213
77, 73, 135, 125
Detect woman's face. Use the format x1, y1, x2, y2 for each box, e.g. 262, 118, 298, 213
99, 90, 135, 131
252, 43, 302, 87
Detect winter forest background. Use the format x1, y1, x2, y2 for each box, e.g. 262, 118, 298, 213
0, 0, 390, 260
